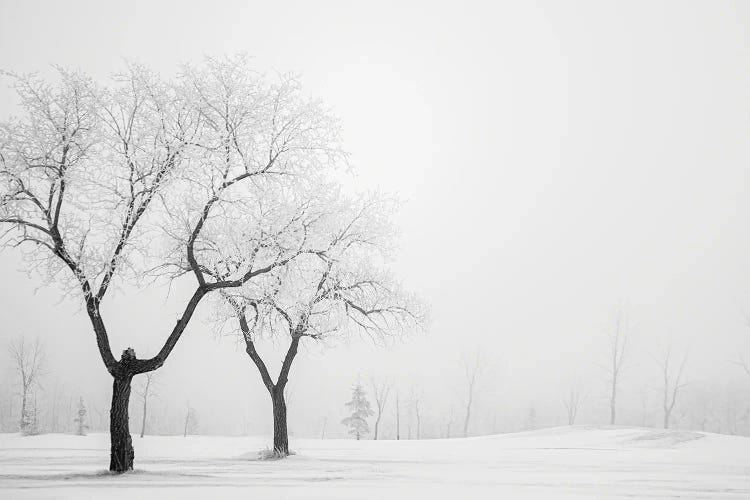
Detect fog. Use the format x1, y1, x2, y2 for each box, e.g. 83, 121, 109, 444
1, 0, 749, 441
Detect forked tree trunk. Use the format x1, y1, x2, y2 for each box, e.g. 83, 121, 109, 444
109, 375, 134, 473
238, 308, 300, 459
271, 387, 289, 456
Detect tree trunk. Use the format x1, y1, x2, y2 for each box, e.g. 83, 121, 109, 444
374, 413, 381, 440
609, 379, 617, 425
463, 407, 471, 438
109, 375, 134, 473
271, 387, 289, 456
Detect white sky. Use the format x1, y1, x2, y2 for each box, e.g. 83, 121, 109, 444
0, 0, 749, 436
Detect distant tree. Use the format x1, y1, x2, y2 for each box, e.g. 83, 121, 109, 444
605, 309, 630, 425
74, 397, 89, 436
8, 336, 45, 435
462, 351, 484, 437
371, 377, 392, 440
135, 372, 158, 438
563, 386, 587, 425
341, 382, 374, 440
525, 407, 538, 430
656, 348, 688, 429
443, 407, 455, 438
319, 416, 328, 439
738, 312, 750, 382
395, 391, 401, 440
410, 388, 423, 439
183, 404, 197, 437
47, 381, 67, 433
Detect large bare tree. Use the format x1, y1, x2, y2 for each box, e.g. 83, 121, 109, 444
0, 57, 345, 471
8, 336, 45, 434
219, 195, 424, 456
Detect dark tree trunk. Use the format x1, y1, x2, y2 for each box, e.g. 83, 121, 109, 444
271, 387, 289, 456
109, 375, 134, 473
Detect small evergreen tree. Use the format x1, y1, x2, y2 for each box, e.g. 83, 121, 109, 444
74, 397, 89, 436
341, 382, 374, 440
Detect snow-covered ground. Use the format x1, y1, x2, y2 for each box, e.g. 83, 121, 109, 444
0, 426, 748, 499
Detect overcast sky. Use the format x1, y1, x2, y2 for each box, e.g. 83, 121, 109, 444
1, 0, 749, 435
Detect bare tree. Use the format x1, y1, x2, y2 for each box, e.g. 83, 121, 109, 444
395, 391, 401, 440
411, 388, 423, 439
221, 194, 425, 456
443, 407, 455, 438
8, 336, 45, 435
563, 386, 587, 425
319, 416, 328, 439
605, 309, 630, 425
371, 377, 393, 440
739, 359, 750, 381
183, 404, 197, 437
135, 372, 158, 438
47, 381, 67, 433
738, 312, 750, 381
639, 387, 651, 427
462, 351, 484, 437
0, 57, 347, 471
657, 348, 688, 429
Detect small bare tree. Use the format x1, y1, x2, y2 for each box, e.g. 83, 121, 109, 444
462, 351, 484, 437
371, 377, 393, 440
656, 348, 688, 429
563, 386, 587, 425
135, 372, 158, 438
183, 404, 197, 437
738, 312, 750, 381
395, 391, 401, 440
8, 336, 45, 435
443, 407, 455, 438
411, 388, 423, 440
319, 416, 328, 439
605, 309, 630, 425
